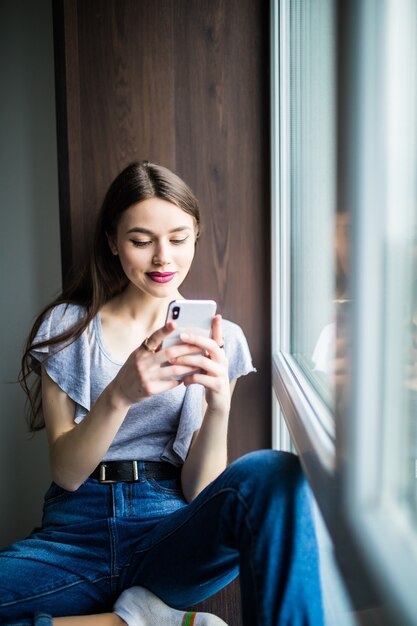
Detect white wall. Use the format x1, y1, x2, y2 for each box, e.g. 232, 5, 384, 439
0, 0, 61, 547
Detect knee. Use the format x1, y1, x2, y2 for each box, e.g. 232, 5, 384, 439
233, 449, 301, 476
217, 450, 314, 526
227, 449, 305, 495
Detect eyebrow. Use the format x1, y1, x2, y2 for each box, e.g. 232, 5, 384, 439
126, 226, 192, 235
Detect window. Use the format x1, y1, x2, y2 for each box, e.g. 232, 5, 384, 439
287, 0, 337, 409
344, 1, 417, 622
272, 0, 417, 623
271, 0, 337, 478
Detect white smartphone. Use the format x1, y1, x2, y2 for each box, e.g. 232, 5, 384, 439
161, 299, 217, 379
162, 299, 217, 349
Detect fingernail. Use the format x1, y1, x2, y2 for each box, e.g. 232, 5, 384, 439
180, 332, 189, 340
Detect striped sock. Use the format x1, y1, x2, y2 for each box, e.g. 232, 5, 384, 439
182, 612, 197, 626
113, 586, 228, 626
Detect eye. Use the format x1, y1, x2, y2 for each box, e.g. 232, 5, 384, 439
170, 237, 189, 245
130, 240, 152, 247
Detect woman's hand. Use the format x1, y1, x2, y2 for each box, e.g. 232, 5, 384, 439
108, 322, 200, 409
171, 314, 230, 415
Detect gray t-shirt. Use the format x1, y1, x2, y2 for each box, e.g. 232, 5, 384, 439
31, 303, 256, 465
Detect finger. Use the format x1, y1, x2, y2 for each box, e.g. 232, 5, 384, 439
171, 353, 223, 376
211, 314, 223, 346
182, 372, 226, 390
155, 343, 203, 365
144, 322, 176, 352
179, 331, 226, 360
158, 364, 201, 380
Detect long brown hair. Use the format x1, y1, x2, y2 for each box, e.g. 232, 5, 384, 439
20, 161, 200, 431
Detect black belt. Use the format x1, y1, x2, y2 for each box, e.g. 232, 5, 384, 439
90, 460, 181, 484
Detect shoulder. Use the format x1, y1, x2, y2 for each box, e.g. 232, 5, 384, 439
221, 318, 248, 343
30, 303, 92, 415
34, 302, 88, 346
30, 302, 91, 374
41, 302, 87, 330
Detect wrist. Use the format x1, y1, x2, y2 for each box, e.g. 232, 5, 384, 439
204, 404, 230, 422
102, 381, 132, 413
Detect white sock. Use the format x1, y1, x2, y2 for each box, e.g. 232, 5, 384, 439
113, 586, 229, 626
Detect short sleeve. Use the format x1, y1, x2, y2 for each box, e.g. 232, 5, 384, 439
30, 303, 91, 419
222, 319, 257, 381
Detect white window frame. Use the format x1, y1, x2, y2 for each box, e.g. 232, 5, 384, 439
271, 0, 417, 624
270, 0, 335, 501
343, 1, 417, 624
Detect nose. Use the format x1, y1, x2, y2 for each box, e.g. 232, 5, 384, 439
152, 239, 171, 266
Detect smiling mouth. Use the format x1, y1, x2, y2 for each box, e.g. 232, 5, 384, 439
147, 272, 176, 283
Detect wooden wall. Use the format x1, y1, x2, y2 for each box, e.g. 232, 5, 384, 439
53, 0, 270, 461
53, 1, 270, 622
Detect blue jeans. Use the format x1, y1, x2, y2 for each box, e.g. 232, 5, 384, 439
0, 450, 324, 626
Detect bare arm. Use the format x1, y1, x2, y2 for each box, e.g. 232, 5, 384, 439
181, 380, 237, 502
42, 369, 129, 491
173, 315, 235, 502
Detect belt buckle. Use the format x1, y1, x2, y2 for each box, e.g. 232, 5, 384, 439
99, 461, 139, 483
99, 463, 114, 484
132, 460, 139, 481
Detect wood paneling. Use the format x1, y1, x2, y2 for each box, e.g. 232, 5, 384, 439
172, 0, 271, 461
54, 0, 271, 462
54, 0, 178, 273
53, 4, 269, 620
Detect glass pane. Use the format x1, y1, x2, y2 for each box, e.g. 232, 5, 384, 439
381, 0, 417, 522
285, 0, 338, 408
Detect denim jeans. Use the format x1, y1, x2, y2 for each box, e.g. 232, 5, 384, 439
0, 450, 324, 626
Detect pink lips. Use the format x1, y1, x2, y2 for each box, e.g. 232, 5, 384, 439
147, 272, 176, 284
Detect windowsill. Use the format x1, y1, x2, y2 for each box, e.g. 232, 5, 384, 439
272, 352, 335, 509
273, 352, 393, 621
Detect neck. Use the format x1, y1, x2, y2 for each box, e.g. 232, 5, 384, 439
108, 285, 183, 330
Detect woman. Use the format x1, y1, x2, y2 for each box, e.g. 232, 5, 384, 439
0, 162, 324, 626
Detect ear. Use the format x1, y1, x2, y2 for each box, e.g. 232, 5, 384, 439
106, 232, 118, 255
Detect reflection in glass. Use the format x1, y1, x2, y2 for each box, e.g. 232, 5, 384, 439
379, 0, 417, 523
284, 0, 337, 409
382, 219, 417, 523
406, 262, 417, 517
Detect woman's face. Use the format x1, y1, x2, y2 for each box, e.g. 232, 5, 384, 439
110, 198, 197, 300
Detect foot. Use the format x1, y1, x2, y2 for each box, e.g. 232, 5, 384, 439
113, 586, 228, 626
